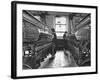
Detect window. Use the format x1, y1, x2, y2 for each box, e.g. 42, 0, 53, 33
55, 16, 67, 39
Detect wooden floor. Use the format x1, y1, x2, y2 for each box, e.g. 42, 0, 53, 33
39, 50, 78, 69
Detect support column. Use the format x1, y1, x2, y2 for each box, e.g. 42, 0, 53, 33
68, 16, 71, 34
69, 14, 74, 34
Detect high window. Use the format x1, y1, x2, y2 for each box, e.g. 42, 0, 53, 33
55, 16, 67, 39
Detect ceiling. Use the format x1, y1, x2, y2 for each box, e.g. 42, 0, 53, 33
27, 10, 88, 17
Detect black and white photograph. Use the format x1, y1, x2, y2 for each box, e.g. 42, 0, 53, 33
23, 10, 91, 69
11, 1, 97, 79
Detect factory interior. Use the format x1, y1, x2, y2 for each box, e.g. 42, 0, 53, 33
23, 10, 91, 69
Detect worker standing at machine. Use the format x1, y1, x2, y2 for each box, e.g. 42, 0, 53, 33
63, 31, 69, 52
51, 28, 57, 59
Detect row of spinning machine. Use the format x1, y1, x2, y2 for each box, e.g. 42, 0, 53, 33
68, 14, 91, 66
23, 10, 53, 69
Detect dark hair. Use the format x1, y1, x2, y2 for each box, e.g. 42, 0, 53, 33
65, 31, 67, 33
51, 28, 55, 32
